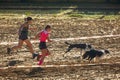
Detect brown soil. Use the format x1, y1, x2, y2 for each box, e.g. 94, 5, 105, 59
0, 17, 120, 80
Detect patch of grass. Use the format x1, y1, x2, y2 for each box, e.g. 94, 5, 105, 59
0, 10, 119, 20
69, 14, 83, 18
66, 10, 120, 19
25, 11, 32, 16
0, 10, 61, 15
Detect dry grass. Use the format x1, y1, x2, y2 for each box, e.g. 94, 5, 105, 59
0, 11, 120, 79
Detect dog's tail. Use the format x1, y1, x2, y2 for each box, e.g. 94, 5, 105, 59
65, 41, 71, 45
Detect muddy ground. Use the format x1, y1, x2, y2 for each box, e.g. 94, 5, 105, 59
0, 17, 120, 80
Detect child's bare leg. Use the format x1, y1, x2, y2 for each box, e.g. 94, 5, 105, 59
24, 39, 38, 59
37, 49, 50, 61
11, 40, 23, 50
38, 49, 48, 65
7, 40, 23, 54
24, 39, 34, 54
46, 49, 51, 56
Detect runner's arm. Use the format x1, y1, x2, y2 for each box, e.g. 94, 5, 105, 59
32, 32, 40, 40
47, 37, 52, 42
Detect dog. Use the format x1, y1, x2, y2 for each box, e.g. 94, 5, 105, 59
83, 49, 110, 62
65, 42, 92, 53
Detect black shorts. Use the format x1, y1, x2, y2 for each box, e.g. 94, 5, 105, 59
39, 42, 47, 50
19, 34, 28, 40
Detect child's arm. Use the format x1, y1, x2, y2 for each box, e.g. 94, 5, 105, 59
47, 37, 52, 42
29, 25, 37, 31
29, 27, 37, 31
32, 32, 40, 40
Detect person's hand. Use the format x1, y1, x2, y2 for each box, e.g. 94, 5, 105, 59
49, 39, 55, 42
46, 40, 52, 42
30, 37, 36, 40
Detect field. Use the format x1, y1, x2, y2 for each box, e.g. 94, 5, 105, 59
0, 9, 120, 80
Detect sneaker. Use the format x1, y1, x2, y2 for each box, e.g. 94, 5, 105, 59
32, 53, 39, 59
7, 48, 11, 54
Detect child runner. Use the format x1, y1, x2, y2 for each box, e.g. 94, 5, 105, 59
35, 25, 52, 65
7, 17, 38, 59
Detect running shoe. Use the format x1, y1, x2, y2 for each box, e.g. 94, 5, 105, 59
37, 55, 42, 61
32, 53, 39, 59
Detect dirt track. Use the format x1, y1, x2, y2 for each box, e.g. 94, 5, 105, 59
0, 17, 120, 79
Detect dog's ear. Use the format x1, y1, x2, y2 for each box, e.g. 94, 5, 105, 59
88, 44, 94, 50
105, 50, 110, 54
65, 41, 70, 45
88, 45, 92, 48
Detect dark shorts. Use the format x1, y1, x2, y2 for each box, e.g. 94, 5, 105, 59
39, 42, 47, 50
19, 34, 28, 40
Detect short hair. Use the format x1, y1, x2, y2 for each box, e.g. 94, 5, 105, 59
45, 25, 51, 30
26, 17, 33, 21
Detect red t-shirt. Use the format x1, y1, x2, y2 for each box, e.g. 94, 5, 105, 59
39, 30, 49, 42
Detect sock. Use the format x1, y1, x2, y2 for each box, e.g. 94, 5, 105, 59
38, 59, 43, 65
37, 53, 50, 64
37, 54, 48, 61
39, 55, 42, 57
45, 53, 50, 56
